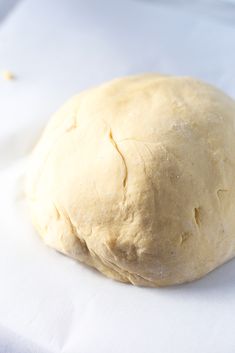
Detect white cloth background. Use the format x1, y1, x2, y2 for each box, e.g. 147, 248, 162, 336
0, 0, 235, 352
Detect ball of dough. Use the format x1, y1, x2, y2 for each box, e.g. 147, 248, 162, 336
26, 74, 235, 287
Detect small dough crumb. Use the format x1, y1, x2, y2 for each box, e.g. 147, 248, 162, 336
1, 70, 15, 81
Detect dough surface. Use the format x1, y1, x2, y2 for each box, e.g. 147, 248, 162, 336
26, 74, 235, 286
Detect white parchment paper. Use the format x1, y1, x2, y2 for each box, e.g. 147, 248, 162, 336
1, 0, 235, 352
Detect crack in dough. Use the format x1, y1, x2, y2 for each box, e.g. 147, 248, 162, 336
109, 129, 128, 189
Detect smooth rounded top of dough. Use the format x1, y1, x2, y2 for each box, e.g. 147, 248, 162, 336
26, 74, 235, 286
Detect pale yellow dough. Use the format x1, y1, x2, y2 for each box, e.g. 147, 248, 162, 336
26, 74, 235, 286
